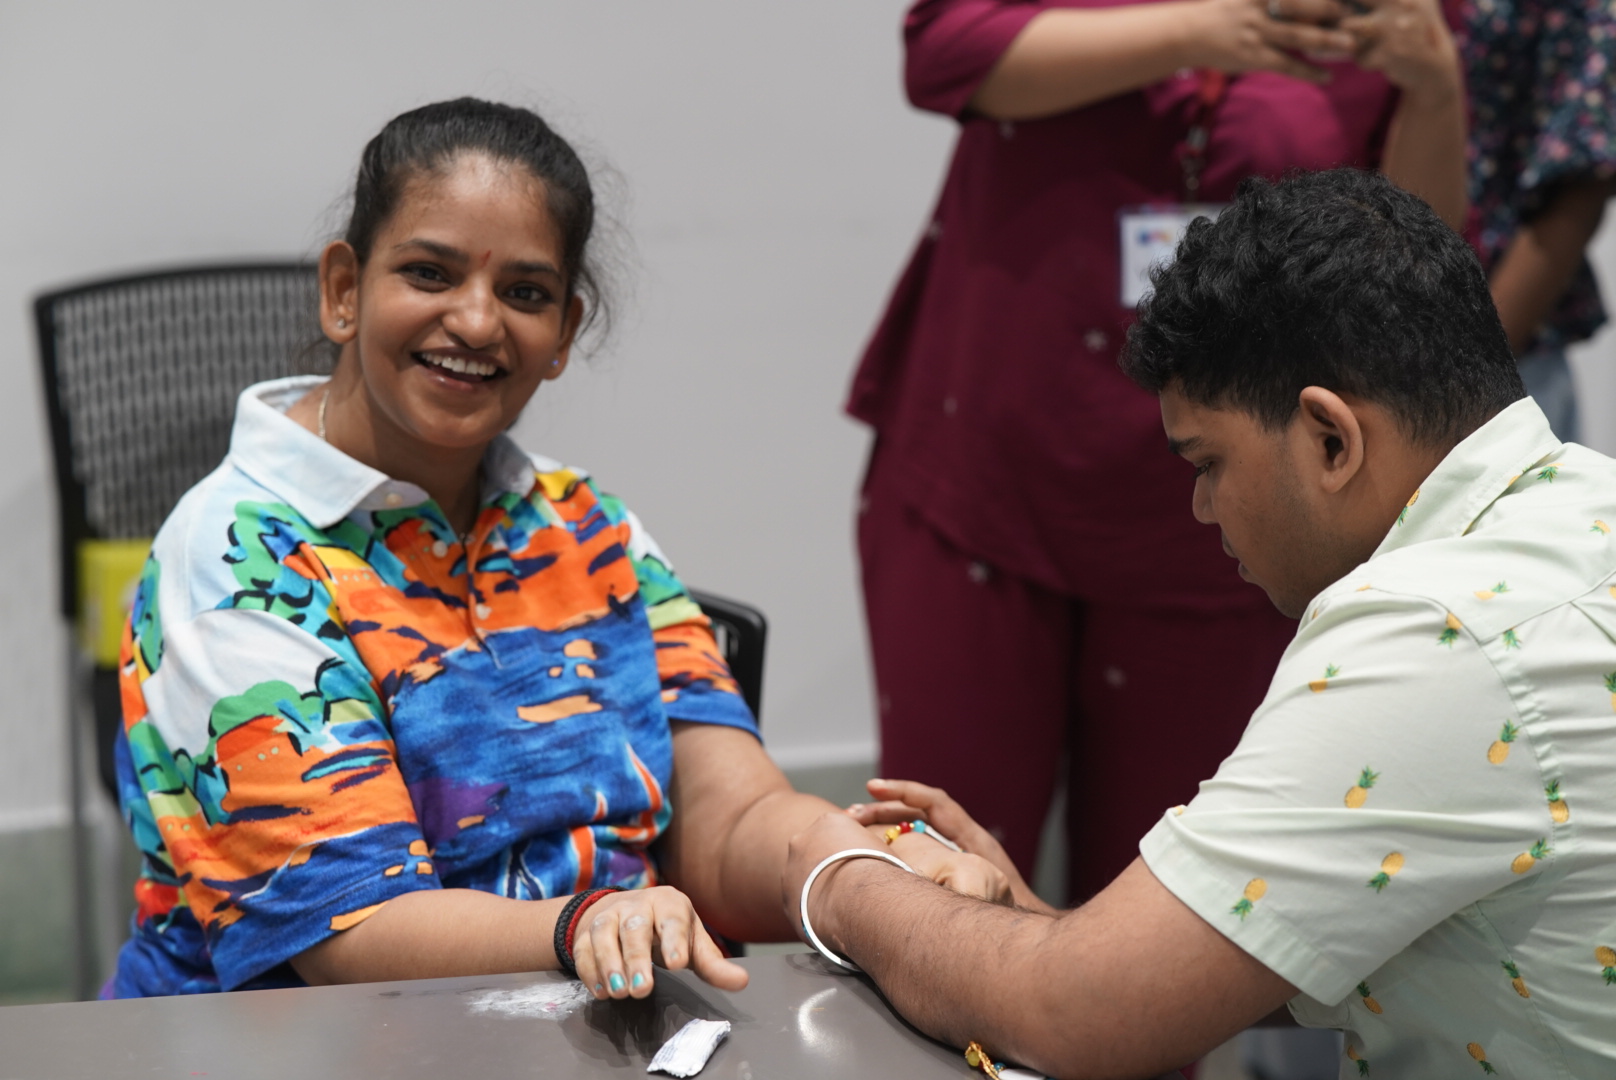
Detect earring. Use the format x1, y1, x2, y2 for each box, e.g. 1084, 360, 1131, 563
549, 357, 561, 368
336, 317, 349, 329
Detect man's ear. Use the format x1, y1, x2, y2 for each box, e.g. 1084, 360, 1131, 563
1295, 386, 1365, 495
318, 241, 360, 345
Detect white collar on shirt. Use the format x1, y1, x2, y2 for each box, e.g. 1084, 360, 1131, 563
225, 375, 541, 530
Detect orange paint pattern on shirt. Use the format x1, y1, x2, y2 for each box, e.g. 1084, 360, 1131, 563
518, 695, 603, 723
653, 623, 743, 701
158, 716, 421, 930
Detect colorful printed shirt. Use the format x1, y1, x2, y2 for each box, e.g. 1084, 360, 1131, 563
1142, 399, 1616, 1077
1461, 0, 1616, 352
111, 376, 756, 997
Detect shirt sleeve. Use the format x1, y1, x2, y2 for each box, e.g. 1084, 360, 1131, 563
119, 511, 440, 991
1140, 591, 1556, 1006
904, 0, 1043, 117
593, 492, 759, 736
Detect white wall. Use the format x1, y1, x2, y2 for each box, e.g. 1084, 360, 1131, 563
5, 6, 1616, 835
1570, 217, 1616, 456
0, 1, 957, 830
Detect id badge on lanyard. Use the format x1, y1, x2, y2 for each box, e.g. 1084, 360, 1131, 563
1118, 70, 1231, 307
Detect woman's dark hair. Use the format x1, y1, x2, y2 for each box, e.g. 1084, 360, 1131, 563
345, 97, 609, 341
1122, 169, 1524, 449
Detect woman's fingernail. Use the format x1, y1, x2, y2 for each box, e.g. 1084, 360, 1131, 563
631, 973, 646, 990
609, 973, 625, 993
595, 983, 604, 993
847, 803, 863, 813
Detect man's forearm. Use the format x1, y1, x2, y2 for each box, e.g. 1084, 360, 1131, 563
811, 857, 1294, 1079
814, 858, 1072, 1067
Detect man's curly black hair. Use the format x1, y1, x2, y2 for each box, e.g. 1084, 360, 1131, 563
1121, 168, 1524, 449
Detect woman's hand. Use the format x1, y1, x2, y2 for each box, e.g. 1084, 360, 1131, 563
880, 825, 1014, 906
848, 779, 1058, 915
1339, 0, 1461, 102
1180, 0, 1357, 83
571, 885, 748, 1001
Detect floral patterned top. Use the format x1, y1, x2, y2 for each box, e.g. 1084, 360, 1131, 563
1461, 0, 1616, 352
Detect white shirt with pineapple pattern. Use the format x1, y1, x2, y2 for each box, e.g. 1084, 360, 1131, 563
1140, 398, 1616, 1079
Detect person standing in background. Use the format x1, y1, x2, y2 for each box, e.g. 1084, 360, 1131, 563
849, 0, 1467, 904
1462, 0, 1616, 442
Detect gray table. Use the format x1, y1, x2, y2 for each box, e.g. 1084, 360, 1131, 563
0, 954, 979, 1079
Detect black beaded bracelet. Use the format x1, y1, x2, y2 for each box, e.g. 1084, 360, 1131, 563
553, 887, 621, 977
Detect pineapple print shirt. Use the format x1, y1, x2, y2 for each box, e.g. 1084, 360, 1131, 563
1141, 398, 1616, 1078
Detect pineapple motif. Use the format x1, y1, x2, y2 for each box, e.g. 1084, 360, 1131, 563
1356, 981, 1383, 1014
1397, 488, 1420, 526
1596, 945, 1616, 985
1487, 720, 1520, 764
1511, 838, 1552, 875
1346, 1045, 1371, 1076
1605, 671, 1616, 712
1501, 959, 1530, 998
1502, 628, 1522, 650
1367, 852, 1404, 892
1344, 766, 1379, 808
1309, 664, 1340, 692
1592, 520, 1610, 535
1546, 781, 1569, 823
1467, 1042, 1497, 1074
1537, 463, 1561, 482
1231, 878, 1266, 920
1439, 612, 1462, 647
1474, 581, 1509, 600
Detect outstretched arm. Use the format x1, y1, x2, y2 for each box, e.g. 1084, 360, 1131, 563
785, 811, 1295, 1079
657, 723, 1009, 944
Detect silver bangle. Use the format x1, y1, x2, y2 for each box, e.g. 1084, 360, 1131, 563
798, 847, 916, 971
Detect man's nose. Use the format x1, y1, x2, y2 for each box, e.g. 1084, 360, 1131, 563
1191, 481, 1215, 525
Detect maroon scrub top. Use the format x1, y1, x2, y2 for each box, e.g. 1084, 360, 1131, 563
848, 0, 1400, 611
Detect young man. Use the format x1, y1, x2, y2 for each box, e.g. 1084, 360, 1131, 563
787, 169, 1616, 1079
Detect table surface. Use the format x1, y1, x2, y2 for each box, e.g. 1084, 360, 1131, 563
0, 954, 983, 1080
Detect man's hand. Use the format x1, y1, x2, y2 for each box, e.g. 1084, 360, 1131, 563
848, 778, 1055, 914
1340, 0, 1461, 102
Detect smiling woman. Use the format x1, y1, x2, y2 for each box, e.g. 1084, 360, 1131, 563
106, 98, 1012, 1003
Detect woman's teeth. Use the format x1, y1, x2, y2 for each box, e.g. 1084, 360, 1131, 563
418, 353, 498, 377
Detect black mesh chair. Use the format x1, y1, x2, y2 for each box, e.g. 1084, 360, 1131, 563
36, 261, 768, 987
36, 263, 324, 802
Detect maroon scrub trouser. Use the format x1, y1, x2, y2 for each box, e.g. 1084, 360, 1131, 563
858, 452, 1297, 904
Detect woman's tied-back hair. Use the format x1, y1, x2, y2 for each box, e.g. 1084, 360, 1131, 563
344, 97, 608, 341
1121, 168, 1525, 449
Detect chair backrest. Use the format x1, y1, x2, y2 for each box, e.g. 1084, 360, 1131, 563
35, 263, 321, 618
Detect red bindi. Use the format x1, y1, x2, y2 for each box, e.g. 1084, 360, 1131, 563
480, 250, 491, 268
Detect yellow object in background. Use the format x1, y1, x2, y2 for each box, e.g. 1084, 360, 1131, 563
78, 538, 153, 666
